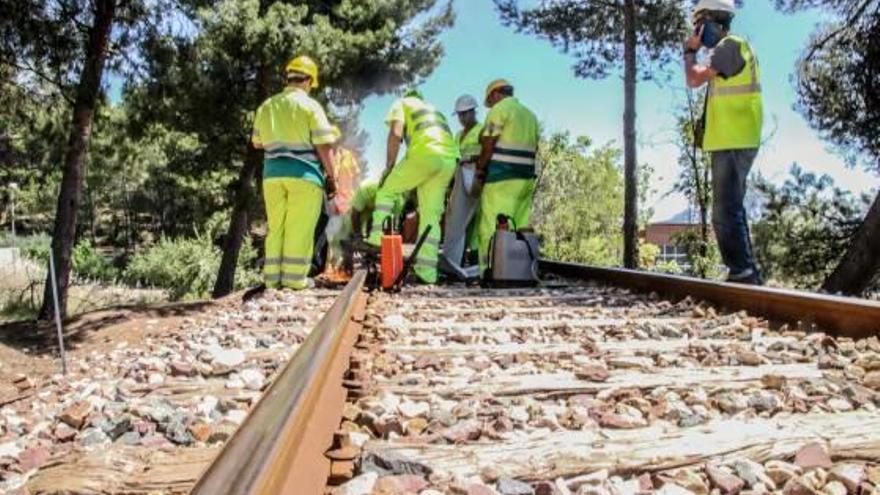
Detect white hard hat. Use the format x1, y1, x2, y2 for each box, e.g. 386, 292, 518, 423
454, 94, 478, 114
692, 0, 735, 20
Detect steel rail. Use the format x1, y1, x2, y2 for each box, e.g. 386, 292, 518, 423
190, 271, 367, 495
540, 260, 880, 339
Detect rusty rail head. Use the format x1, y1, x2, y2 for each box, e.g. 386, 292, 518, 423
540, 261, 880, 339
190, 271, 366, 495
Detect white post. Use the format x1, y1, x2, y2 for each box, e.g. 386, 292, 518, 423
48, 249, 67, 375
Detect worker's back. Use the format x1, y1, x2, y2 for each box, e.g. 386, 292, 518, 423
389, 96, 459, 160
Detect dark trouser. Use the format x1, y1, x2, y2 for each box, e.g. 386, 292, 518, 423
711, 149, 760, 281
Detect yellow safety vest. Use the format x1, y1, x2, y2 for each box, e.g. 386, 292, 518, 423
703, 35, 763, 152
386, 97, 459, 159
457, 123, 484, 163
483, 96, 540, 183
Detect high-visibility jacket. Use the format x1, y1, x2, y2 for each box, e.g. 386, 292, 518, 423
252, 87, 337, 186
703, 35, 763, 152
385, 97, 460, 160
457, 123, 484, 164
483, 96, 540, 183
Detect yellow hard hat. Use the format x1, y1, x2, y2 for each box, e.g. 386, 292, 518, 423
484, 78, 512, 106
286, 55, 320, 88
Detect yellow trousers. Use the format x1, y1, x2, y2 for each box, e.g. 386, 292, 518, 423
263, 178, 323, 289
367, 153, 456, 283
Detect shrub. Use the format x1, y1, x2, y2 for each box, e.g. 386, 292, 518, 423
124, 233, 260, 300
72, 239, 119, 282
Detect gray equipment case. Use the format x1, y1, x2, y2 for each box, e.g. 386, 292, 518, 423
489, 229, 540, 285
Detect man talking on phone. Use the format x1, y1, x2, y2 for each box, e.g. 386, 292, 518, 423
684, 0, 764, 285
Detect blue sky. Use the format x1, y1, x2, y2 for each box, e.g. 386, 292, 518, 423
357, 0, 878, 221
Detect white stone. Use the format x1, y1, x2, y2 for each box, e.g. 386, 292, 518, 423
148, 373, 164, 385
335, 471, 378, 495
382, 314, 407, 328
212, 348, 246, 368
509, 406, 530, 423
655, 483, 695, 495
398, 400, 430, 419
225, 376, 245, 389
196, 396, 219, 418
240, 369, 266, 391
225, 409, 248, 424
0, 441, 22, 458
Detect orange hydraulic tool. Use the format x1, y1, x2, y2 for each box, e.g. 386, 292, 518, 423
380, 216, 403, 290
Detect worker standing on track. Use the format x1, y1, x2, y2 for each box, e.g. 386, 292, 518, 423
474, 79, 540, 276
441, 94, 484, 279
251, 55, 337, 290
684, 0, 764, 285
366, 89, 459, 284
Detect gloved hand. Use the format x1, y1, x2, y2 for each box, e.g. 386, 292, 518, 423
325, 177, 337, 199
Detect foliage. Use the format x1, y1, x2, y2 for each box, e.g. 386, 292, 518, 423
671, 228, 724, 279
71, 239, 119, 282
639, 241, 660, 268
751, 165, 870, 288
493, 0, 687, 80
534, 134, 625, 266
124, 233, 260, 300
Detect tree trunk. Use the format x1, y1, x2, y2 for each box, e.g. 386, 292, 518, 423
212, 64, 270, 298
39, 0, 117, 319
622, 0, 639, 269
821, 190, 880, 295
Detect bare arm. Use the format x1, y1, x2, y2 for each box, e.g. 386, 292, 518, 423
684, 55, 718, 88
315, 143, 337, 197
381, 121, 404, 185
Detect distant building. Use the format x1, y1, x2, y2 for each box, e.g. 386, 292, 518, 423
643, 210, 703, 265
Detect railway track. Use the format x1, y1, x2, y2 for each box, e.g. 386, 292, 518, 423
192, 263, 880, 495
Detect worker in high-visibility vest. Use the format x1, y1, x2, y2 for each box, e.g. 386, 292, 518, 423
351, 181, 405, 241
474, 79, 540, 276
441, 94, 483, 280
366, 89, 459, 283
684, 0, 763, 285
251, 55, 337, 289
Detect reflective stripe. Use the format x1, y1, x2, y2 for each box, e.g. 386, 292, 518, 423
422, 237, 440, 249
265, 151, 319, 162
411, 108, 431, 120
264, 142, 313, 152
490, 154, 536, 166
280, 273, 307, 281
709, 43, 761, 97
310, 128, 336, 138
282, 257, 309, 265
265, 257, 282, 265
375, 204, 394, 213
414, 256, 435, 268
414, 120, 451, 134
496, 142, 537, 153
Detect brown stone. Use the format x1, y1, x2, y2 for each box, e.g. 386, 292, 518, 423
828, 464, 865, 493
58, 401, 92, 429
450, 482, 500, 495
863, 371, 880, 390
707, 466, 745, 495
598, 411, 647, 429
17, 446, 50, 472
405, 417, 428, 435
375, 416, 404, 437
188, 422, 213, 443
207, 423, 237, 443
639, 473, 655, 491
795, 443, 833, 470
534, 481, 555, 495
169, 361, 196, 377
53, 423, 77, 442
328, 460, 355, 484
783, 478, 820, 495
761, 374, 787, 390
575, 366, 610, 382
373, 474, 429, 495
442, 419, 482, 443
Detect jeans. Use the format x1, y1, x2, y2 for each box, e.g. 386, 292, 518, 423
711, 149, 760, 281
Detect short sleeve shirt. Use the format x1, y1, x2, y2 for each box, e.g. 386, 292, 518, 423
709, 38, 746, 79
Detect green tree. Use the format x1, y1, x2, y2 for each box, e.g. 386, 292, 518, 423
534, 133, 625, 265
0, 0, 160, 317
493, 0, 688, 269
751, 165, 870, 289
775, 0, 880, 295
128, 0, 455, 297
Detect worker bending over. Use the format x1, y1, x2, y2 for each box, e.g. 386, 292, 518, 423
684, 0, 764, 285
441, 94, 484, 279
251, 55, 337, 289
366, 89, 459, 284
474, 79, 540, 276
350, 181, 405, 242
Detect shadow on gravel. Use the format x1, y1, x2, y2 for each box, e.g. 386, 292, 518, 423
0, 300, 216, 355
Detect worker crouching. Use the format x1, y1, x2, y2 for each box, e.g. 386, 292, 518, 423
251, 55, 337, 290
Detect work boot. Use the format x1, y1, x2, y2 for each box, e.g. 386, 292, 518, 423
726, 269, 764, 286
